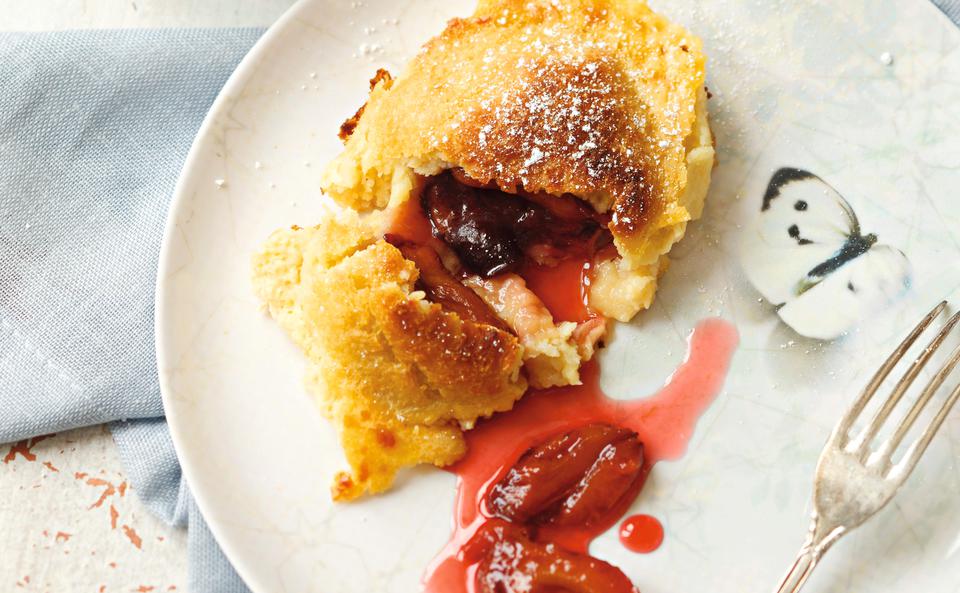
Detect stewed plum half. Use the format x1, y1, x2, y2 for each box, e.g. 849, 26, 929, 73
421, 171, 611, 277
471, 520, 638, 593
487, 423, 644, 528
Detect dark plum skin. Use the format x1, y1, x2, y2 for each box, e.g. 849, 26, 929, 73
487, 423, 644, 528
421, 171, 610, 277
421, 173, 524, 276
470, 520, 638, 593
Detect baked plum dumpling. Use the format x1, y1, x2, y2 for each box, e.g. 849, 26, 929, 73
253, 0, 713, 500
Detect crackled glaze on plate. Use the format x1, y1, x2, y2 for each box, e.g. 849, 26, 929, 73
157, 1, 960, 591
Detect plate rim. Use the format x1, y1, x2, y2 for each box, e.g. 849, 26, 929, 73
154, 1, 315, 591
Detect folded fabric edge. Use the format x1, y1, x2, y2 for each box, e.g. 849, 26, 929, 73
111, 419, 252, 593
932, 0, 960, 24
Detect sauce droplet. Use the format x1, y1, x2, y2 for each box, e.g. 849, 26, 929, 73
619, 514, 664, 553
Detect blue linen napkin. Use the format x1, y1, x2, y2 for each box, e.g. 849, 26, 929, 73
0, 29, 262, 593
936, 0, 960, 22
2, 5, 959, 593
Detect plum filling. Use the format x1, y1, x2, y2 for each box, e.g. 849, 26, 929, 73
384, 234, 512, 333
386, 169, 612, 386
466, 424, 644, 593
488, 424, 644, 528
469, 520, 638, 593
421, 170, 612, 277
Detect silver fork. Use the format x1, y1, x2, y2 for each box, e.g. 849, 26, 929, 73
774, 301, 960, 593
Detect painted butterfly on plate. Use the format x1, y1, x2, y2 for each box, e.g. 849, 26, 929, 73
742, 167, 911, 340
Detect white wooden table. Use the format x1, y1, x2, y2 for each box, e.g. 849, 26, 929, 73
0, 2, 294, 591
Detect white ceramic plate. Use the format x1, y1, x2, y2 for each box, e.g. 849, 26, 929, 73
156, 1, 960, 591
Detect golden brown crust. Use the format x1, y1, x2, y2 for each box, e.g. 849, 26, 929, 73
321, 0, 713, 321
332, 409, 465, 500
338, 69, 393, 142
384, 298, 526, 423
322, 0, 709, 263
253, 213, 526, 500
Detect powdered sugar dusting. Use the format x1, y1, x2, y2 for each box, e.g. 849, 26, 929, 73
424, 4, 701, 235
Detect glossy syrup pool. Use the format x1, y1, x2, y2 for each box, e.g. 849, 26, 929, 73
386, 185, 739, 591
422, 317, 739, 592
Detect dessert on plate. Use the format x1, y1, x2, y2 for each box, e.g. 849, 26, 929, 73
253, 0, 712, 502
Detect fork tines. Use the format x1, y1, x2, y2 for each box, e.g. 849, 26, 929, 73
837, 301, 960, 476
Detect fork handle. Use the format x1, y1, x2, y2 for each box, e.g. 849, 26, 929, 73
773, 546, 820, 593
773, 521, 844, 593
